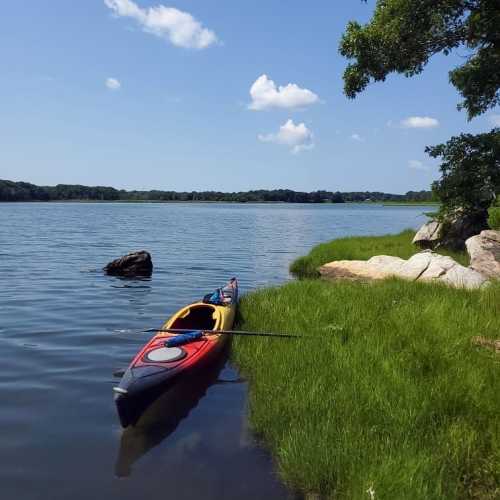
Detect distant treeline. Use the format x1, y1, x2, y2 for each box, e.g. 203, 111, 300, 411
0, 179, 434, 203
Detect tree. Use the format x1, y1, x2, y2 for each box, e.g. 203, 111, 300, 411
339, 0, 500, 119
428, 129, 500, 214
339, 0, 500, 227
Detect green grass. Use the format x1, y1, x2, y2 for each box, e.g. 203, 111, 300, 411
232, 279, 500, 499
289, 229, 469, 279
488, 207, 500, 230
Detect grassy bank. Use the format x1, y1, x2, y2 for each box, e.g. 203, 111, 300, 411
289, 229, 469, 279
232, 279, 500, 499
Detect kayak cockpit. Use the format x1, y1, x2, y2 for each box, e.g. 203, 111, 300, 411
167, 304, 219, 331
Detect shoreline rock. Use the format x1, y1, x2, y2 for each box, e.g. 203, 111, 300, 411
412, 221, 442, 249
466, 230, 500, 280
104, 251, 153, 277
413, 211, 488, 251
319, 250, 489, 289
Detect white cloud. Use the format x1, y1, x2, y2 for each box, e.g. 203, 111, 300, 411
489, 114, 500, 127
350, 133, 363, 142
249, 74, 319, 111
258, 119, 314, 154
408, 160, 430, 171
106, 77, 121, 90
104, 0, 218, 49
401, 116, 439, 128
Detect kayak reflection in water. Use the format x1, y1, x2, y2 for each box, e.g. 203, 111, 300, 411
115, 348, 228, 478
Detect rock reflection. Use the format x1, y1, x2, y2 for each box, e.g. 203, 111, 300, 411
109, 275, 152, 290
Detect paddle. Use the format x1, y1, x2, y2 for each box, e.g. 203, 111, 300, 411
112, 328, 303, 378
142, 327, 303, 339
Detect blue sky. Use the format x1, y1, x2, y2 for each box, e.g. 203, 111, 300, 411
1, 0, 498, 193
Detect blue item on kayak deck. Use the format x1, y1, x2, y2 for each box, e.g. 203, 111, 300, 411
202, 288, 224, 305
165, 330, 203, 347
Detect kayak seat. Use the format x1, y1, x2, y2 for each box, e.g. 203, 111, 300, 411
170, 305, 217, 331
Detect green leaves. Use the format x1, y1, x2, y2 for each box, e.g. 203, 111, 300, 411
451, 46, 500, 119
427, 129, 500, 214
339, 0, 500, 119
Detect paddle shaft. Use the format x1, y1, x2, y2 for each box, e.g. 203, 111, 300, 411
143, 327, 302, 339
112, 328, 303, 377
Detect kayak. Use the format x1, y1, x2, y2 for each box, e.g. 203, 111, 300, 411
114, 278, 238, 428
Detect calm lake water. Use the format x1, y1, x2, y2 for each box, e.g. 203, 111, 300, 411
0, 202, 432, 500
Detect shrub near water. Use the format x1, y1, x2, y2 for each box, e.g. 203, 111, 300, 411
289, 230, 469, 279
232, 280, 500, 499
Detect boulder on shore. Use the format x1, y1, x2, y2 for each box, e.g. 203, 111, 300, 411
319, 250, 488, 289
413, 211, 488, 251
104, 251, 153, 277
412, 221, 442, 249
466, 230, 500, 279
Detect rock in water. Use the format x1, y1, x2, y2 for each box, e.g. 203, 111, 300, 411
412, 221, 442, 249
104, 251, 153, 277
466, 230, 500, 279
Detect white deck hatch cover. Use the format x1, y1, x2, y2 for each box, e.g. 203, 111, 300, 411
145, 346, 185, 362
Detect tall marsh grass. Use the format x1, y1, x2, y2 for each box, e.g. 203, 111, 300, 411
289, 230, 469, 279
232, 279, 500, 499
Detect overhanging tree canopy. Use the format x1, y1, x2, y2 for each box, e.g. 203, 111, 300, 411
339, 0, 500, 119
339, 0, 500, 226
428, 129, 500, 213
